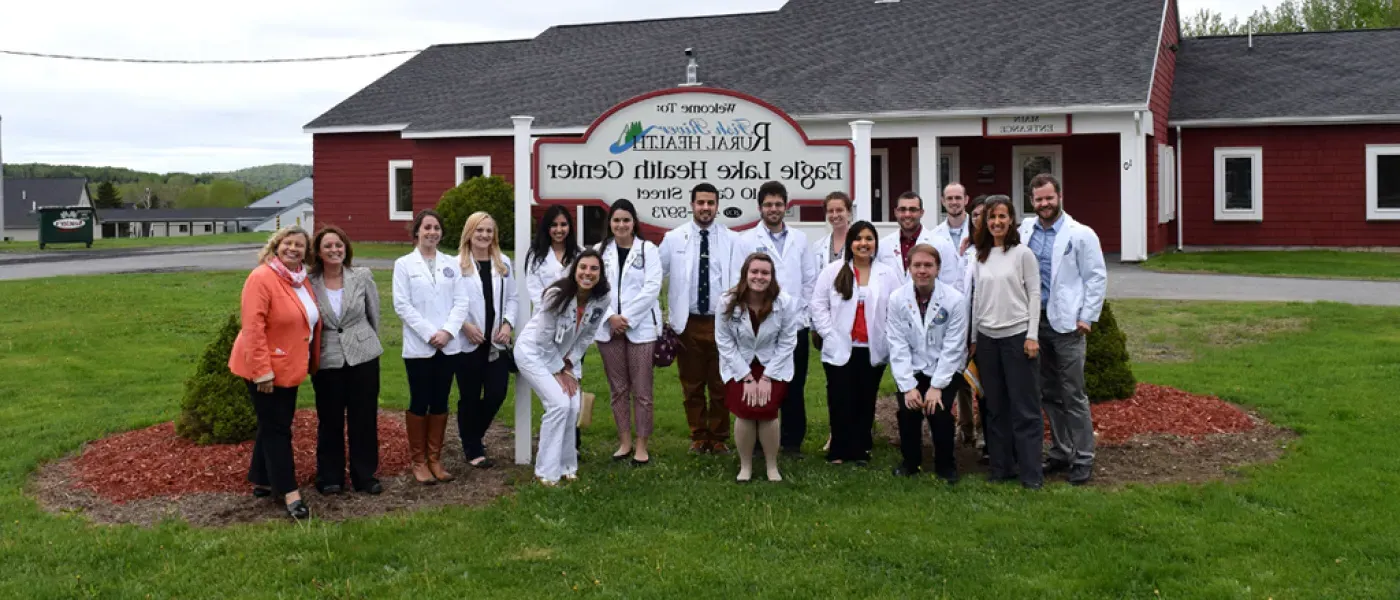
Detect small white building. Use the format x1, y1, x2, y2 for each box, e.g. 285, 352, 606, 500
1, 178, 92, 242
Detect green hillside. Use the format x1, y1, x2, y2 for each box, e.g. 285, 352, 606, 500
1, 163, 311, 209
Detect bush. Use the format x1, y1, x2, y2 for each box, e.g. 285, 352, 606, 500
436, 175, 515, 250
1085, 301, 1137, 402
175, 313, 257, 445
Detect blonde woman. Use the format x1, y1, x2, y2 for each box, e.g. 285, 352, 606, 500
455, 212, 518, 469
229, 226, 321, 521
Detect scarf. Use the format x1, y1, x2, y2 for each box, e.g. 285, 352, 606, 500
267, 257, 307, 288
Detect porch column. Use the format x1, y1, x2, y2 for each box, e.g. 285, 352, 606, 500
511, 115, 535, 466
850, 120, 874, 222
1119, 128, 1148, 261
916, 134, 942, 229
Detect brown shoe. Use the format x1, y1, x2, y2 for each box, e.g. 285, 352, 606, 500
689, 440, 708, 454
405, 412, 436, 485
425, 413, 455, 482
710, 442, 731, 455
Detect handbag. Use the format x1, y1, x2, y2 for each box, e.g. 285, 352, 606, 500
490, 271, 518, 373
652, 310, 681, 368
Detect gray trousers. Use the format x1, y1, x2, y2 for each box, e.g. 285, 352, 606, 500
1038, 319, 1096, 466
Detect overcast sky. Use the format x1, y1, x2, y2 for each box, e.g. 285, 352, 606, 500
0, 0, 1276, 174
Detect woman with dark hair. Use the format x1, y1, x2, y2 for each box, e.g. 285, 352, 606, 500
514, 249, 612, 486
593, 199, 663, 464
809, 221, 902, 466
968, 195, 1043, 489
525, 205, 580, 311
392, 209, 470, 485
715, 252, 800, 482
307, 225, 383, 495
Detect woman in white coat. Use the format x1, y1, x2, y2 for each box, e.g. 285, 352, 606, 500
809, 221, 902, 466
525, 205, 579, 311
593, 200, 663, 464
715, 253, 800, 483
453, 212, 518, 469
514, 249, 612, 486
392, 209, 470, 485
886, 243, 968, 483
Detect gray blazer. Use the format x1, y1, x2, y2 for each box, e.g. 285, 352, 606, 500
310, 266, 384, 369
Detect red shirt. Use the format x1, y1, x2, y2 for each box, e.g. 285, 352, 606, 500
850, 266, 869, 343
899, 226, 922, 270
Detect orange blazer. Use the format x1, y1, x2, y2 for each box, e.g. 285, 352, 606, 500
228, 264, 322, 388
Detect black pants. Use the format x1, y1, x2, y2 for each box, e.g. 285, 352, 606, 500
311, 358, 381, 490
405, 351, 460, 416
779, 328, 811, 450
247, 382, 299, 495
976, 331, 1043, 486
823, 347, 885, 462
455, 344, 510, 460
897, 373, 959, 477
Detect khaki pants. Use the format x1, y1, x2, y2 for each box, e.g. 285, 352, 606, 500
677, 316, 730, 442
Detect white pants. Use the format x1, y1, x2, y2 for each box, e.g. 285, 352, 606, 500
520, 366, 580, 482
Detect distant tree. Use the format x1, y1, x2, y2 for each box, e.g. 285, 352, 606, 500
94, 181, 123, 208
1183, 0, 1400, 37
207, 179, 248, 207
147, 191, 162, 209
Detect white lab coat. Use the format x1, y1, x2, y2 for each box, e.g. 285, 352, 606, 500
392, 249, 471, 359
525, 249, 570, 313
876, 227, 962, 290
513, 287, 611, 380
886, 280, 969, 393
657, 221, 742, 334
931, 219, 974, 294
1018, 213, 1108, 334
593, 238, 663, 343
714, 291, 802, 384
809, 259, 902, 367
456, 253, 519, 357
735, 226, 819, 328
812, 230, 846, 266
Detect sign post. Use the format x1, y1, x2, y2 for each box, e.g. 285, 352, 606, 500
533, 87, 853, 235
850, 120, 873, 223
511, 115, 534, 466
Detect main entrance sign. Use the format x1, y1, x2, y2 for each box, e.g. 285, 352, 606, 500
533, 87, 853, 231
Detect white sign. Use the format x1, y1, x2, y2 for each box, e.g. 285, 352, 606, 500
534, 88, 853, 231
984, 114, 1071, 137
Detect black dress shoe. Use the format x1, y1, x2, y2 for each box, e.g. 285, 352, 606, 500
892, 465, 920, 477
780, 447, 806, 460
252, 486, 272, 498
317, 484, 343, 495
1043, 458, 1072, 474
1068, 464, 1093, 486
356, 481, 383, 495
1022, 481, 1043, 490
285, 499, 309, 520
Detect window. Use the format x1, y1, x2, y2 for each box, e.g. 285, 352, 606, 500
1213, 147, 1263, 221
1366, 144, 1400, 221
1158, 144, 1177, 224
455, 156, 492, 186
1012, 145, 1063, 218
389, 160, 414, 221
202, 224, 212, 233
177, 224, 188, 233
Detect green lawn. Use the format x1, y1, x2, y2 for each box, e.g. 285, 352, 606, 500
1142, 250, 1400, 281
1, 272, 1397, 597
0, 232, 270, 253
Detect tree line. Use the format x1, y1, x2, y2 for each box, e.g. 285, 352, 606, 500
1184, 0, 1400, 37
3, 163, 311, 210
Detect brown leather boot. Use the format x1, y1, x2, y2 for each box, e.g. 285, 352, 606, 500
405, 412, 436, 485
425, 413, 455, 482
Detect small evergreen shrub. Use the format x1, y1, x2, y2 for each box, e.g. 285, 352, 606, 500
1085, 301, 1137, 402
436, 175, 515, 250
175, 313, 257, 445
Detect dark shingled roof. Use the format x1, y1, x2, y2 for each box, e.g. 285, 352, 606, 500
1170, 28, 1400, 123
305, 0, 1166, 133
2, 178, 89, 230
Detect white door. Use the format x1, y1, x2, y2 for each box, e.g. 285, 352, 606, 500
1012, 145, 1063, 218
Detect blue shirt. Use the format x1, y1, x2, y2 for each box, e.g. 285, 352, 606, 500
1029, 213, 1064, 310
765, 226, 788, 258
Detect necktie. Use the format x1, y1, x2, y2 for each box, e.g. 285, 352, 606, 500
697, 229, 710, 314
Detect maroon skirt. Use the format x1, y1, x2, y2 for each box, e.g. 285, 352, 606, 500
724, 362, 788, 421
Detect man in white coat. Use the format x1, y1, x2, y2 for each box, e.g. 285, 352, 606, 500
734, 181, 820, 457
658, 183, 743, 454
878, 191, 960, 290
931, 183, 979, 448
1020, 174, 1108, 486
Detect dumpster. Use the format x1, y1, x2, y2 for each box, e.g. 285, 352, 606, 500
37, 206, 96, 249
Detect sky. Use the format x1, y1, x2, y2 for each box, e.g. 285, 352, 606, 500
0, 0, 1278, 175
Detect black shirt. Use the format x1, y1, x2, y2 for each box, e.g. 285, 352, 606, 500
478, 260, 494, 341
615, 245, 631, 311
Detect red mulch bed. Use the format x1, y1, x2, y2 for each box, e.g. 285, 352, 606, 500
1084, 383, 1256, 445
71, 410, 411, 504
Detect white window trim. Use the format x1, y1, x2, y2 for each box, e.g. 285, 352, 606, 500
1158, 144, 1177, 224
389, 159, 413, 222
454, 155, 492, 186
1365, 144, 1400, 221
871, 148, 891, 222
1213, 147, 1263, 221
1012, 145, 1064, 220
911, 147, 962, 191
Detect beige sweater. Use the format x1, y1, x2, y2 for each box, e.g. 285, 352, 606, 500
971, 245, 1041, 340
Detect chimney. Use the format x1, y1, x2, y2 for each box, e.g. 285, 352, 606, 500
679, 48, 701, 87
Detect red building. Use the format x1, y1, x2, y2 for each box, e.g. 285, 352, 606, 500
303, 0, 1400, 259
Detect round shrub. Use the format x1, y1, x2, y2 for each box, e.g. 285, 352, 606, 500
435, 175, 514, 250
1085, 300, 1137, 402
175, 312, 257, 444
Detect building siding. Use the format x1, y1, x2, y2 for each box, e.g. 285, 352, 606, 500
1146, 0, 1180, 254
1180, 124, 1400, 246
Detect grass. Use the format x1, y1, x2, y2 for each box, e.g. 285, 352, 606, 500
1, 272, 1399, 598
1142, 250, 1400, 281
